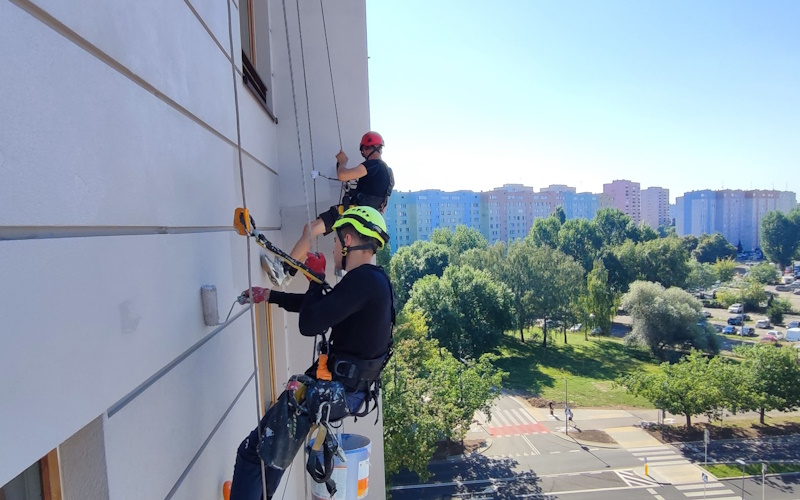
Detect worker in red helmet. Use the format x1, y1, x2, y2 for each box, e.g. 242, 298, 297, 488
261, 131, 395, 286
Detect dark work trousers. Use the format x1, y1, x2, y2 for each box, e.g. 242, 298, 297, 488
230, 390, 366, 500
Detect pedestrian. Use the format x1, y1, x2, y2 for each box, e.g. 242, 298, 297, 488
262, 131, 394, 286
566, 408, 574, 427
227, 206, 394, 500
548, 401, 554, 416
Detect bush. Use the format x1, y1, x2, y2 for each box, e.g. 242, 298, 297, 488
767, 298, 792, 324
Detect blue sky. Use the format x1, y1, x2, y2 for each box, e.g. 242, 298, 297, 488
365, 1, 799, 202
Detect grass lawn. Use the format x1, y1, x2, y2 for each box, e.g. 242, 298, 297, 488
704, 462, 800, 478
653, 416, 800, 443
493, 329, 662, 408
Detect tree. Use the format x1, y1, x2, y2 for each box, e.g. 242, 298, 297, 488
761, 208, 800, 269
732, 344, 800, 424
659, 225, 677, 238
389, 241, 450, 307
716, 281, 767, 311
528, 214, 561, 248
621, 351, 728, 428
382, 310, 505, 482
405, 265, 514, 359
692, 233, 737, 264
594, 208, 636, 246
685, 259, 718, 291
638, 223, 659, 242
682, 235, 699, 255
766, 298, 792, 324
583, 260, 617, 335
622, 281, 718, 358
503, 240, 540, 342
635, 236, 690, 289
747, 262, 780, 285
520, 246, 585, 347
557, 218, 600, 274
460, 242, 506, 280
713, 258, 737, 283
376, 241, 392, 270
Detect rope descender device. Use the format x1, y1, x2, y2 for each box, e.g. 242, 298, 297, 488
234, 208, 332, 291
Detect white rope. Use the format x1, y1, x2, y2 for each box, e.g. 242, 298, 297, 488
226, 0, 269, 497
319, 0, 343, 151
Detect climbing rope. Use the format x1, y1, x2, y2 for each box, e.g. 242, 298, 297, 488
225, 0, 269, 498
319, 0, 343, 151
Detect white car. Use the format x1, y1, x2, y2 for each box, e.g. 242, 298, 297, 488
728, 303, 744, 314
767, 330, 784, 340
569, 323, 582, 332
755, 319, 771, 328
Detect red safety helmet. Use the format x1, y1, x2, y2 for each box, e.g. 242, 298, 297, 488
360, 131, 384, 148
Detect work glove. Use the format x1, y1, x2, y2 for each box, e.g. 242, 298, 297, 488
238, 286, 270, 304
305, 252, 326, 281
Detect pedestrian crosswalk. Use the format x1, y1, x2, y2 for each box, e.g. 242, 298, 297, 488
482, 407, 549, 436
675, 482, 738, 499
629, 445, 690, 467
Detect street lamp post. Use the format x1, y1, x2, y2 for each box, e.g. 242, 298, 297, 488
565, 379, 568, 436
736, 459, 746, 500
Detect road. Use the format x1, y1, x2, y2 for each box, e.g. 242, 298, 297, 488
389, 395, 800, 499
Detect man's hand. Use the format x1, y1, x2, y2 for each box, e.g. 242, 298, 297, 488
239, 286, 270, 304
305, 252, 326, 281
335, 150, 348, 169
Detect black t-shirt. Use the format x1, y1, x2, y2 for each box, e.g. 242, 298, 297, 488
350, 159, 393, 208
268, 264, 394, 360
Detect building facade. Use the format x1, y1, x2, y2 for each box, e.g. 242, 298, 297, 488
640, 187, 670, 230
603, 180, 641, 224
1, 1, 386, 498
675, 189, 797, 250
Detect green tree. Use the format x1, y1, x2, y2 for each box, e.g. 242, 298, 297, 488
621, 351, 728, 428
659, 225, 677, 238
389, 241, 450, 307
685, 259, 718, 291
732, 344, 800, 424
554, 206, 567, 224
622, 281, 717, 358
761, 208, 800, 269
528, 214, 562, 248
716, 281, 768, 311
406, 266, 514, 358
430, 225, 489, 266
557, 218, 600, 274
594, 208, 636, 246
638, 223, 660, 242
766, 298, 792, 324
522, 246, 586, 347
383, 310, 505, 482
376, 241, 392, 270
692, 233, 737, 264
713, 258, 737, 283
503, 239, 540, 342
636, 236, 690, 289
682, 235, 699, 255
747, 262, 780, 285
460, 242, 506, 279
583, 260, 617, 335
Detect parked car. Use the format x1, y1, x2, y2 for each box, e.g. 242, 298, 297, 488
589, 327, 602, 335
728, 303, 744, 313
786, 328, 800, 342
776, 284, 792, 292
701, 310, 712, 318
727, 315, 744, 326
766, 330, 784, 340
787, 321, 800, 329
569, 323, 582, 332
755, 319, 771, 329
761, 334, 779, 343
713, 324, 724, 332
740, 327, 756, 337
794, 289, 800, 295
723, 325, 738, 335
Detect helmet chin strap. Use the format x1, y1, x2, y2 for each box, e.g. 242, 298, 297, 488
336, 228, 377, 270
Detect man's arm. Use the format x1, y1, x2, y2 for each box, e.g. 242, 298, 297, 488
267, 290, 305, 312
337, 163, 367, 182
297, 276, 370, 336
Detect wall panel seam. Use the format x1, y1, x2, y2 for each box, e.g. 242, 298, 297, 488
163, 371, 256, 500
106, 307, 251, 418
0, 226, 280, 241
9, 0, 273, 174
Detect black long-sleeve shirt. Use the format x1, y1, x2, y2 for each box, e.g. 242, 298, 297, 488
268, 264, 393, 360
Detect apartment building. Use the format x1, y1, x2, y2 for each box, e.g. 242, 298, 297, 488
1, 1, 385, 498
640, 187, 670, 230
676, 189, 797, 250
602, 180, 641, 224
383, 190, 481, 248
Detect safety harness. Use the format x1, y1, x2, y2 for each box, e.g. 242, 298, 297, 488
256, 267, 396, 496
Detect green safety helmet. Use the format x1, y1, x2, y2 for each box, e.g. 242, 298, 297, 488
332, 206, 389, 250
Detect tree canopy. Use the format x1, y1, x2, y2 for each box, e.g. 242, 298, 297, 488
692, 233, 737, 264
761, 208, 800, 269
389, 240, 450, 307
731, 344, 800, 424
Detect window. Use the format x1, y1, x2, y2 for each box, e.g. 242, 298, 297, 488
240, 0, 275, 117
1, 449, 60, 500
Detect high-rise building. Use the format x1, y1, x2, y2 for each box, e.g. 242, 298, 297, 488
603, 180, 641, 223
640, 187, 670, 230
676, 189, 797, 250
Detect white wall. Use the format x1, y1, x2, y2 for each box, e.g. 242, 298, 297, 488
1, 0, 383, 497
